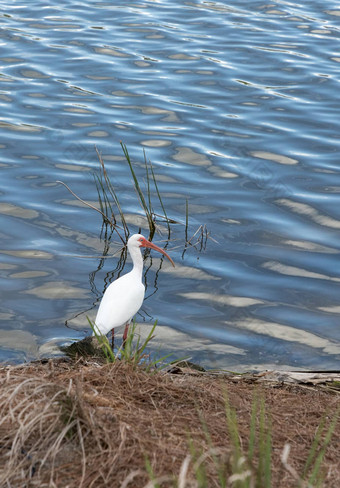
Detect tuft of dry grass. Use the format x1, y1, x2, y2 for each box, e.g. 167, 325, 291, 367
0, 358, 338, 487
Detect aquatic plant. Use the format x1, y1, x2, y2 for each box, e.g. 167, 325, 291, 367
58, 142, 213, 252
93, 142, 174, 242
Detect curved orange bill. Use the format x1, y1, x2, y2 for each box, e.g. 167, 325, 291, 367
142, 239, 175, 267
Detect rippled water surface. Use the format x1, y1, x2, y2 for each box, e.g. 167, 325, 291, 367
1, 1, 340, 370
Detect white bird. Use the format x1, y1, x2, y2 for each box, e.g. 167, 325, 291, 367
93, 233, 175, 343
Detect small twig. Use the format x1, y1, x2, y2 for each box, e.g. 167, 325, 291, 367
186, 224, 218, 249
281, 444, 313, 488
121, 470, 144, 488
56, 180, 113, 225
152, 212, 180, 224
178, 454, 191, 488
187, 224, 203, 245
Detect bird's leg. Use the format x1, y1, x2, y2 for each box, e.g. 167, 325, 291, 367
111, 328, 115, 350
122, 322, 129, 348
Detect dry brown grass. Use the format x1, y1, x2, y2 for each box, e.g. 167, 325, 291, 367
0, 358, 338, 487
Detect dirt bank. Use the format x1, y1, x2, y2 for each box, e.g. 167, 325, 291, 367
0, 358, 339, 487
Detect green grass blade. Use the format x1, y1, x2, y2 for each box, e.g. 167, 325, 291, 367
95, 147, 129, 239
94, 173, 114, 221
121, 142, 148, 211
307, 408, 339, 486
185, 199, 189, 242
87, 316, 115, 363
116, 320, 163, 369
302, 414, 327, 479
144, 149, 153, 221
145, 353, 174, 373
198, 411, 226, 488
187, 435, 208, 488
104, 172, 129, 236
263, 421, 272, 488
149, 159, 171, 237
120, 141, 155, 235
256, 396, 272, 488
223, 390, 241, 459
248, 393, 258, 464
257, 396, 265, 487
144, 454, 160, 488
134, 321, 158, 363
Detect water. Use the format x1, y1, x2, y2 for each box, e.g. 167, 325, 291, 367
1, 1, 340, 370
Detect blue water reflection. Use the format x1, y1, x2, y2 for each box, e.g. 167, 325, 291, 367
0, 0, 340, 370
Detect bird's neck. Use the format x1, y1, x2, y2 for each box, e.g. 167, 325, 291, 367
129, 245, 144, 278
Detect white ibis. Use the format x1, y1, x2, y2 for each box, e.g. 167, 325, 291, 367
93, 233, 175, 344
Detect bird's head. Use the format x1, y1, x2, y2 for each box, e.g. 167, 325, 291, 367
128, 234, 175, 267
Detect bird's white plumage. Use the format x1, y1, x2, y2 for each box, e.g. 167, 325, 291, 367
94, 270, 145, 336
93, 233, 174, 337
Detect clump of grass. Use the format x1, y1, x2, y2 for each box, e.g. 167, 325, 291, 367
88, 317, 173, 371
182, 392, 272, 488
281, 405, 340, 488
160, 392, 338, 488
302, 408, 339, 486
88, 316, 116, 362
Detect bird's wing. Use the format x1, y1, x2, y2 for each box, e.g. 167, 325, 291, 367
94, 272, 145, 335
